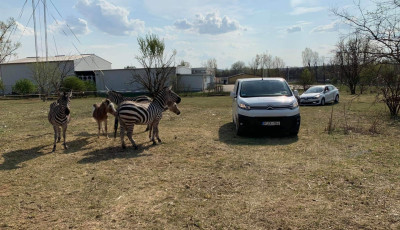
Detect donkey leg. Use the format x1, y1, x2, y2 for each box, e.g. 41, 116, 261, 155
104, 119, 108, 138
97, 121, 101, 138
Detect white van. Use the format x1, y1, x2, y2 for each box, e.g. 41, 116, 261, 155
230, 78, 300, 136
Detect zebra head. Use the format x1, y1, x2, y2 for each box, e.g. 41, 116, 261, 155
163, 86, 181, 104
58, 91, 72, 115
107, 90, 124, 105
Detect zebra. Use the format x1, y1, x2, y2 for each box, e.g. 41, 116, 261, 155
106, 89, 153, 131
106, 90, 152, 105
147, 101, 180, 144
114, 86, 181, 149
48, 91, 72, 152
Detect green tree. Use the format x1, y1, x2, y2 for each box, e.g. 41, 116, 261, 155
131, 33, 176, 96
12, 79, 36, 95
299, 68, 314, 90
62, 76, 86, 91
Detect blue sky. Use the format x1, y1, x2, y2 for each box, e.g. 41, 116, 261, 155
1, 0, 361, 69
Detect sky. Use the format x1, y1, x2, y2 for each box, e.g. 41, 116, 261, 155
0, 0, 364, 70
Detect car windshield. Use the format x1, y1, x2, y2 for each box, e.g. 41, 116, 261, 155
305, 86, 324, 94
239, 80, 292, 97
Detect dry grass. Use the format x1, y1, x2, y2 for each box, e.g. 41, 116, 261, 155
0, 94, 399, 229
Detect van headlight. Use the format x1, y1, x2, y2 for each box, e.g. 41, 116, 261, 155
290, 100, 299, 109
238, 103, 251, 110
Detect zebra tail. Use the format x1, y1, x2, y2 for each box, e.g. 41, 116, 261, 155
114, 114, 119, 139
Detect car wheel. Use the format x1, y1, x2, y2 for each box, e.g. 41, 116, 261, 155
334, 94, 339, 103
320, 98, 325, 106
235, 119, 245, 136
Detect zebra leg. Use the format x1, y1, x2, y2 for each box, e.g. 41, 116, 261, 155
62, 125, 68, 149
154, 123, 162, 143
120, 123, 126, 149
52, 125, 58, 152
127, 125, 138, 150
148, 123, 153, 142
145, 124, 150, 132
57, 127, 61, 142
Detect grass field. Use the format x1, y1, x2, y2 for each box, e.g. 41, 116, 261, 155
0, 94, 399, 229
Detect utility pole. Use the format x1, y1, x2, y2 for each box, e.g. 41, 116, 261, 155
32, 0, 39, 62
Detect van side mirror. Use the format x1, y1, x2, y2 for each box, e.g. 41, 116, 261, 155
230, 91, 236, 98
293, 90, 299, 97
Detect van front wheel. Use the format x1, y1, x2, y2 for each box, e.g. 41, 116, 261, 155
235, 120, 245, 136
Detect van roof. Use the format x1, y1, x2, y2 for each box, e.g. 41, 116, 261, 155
236, 77, 286, 82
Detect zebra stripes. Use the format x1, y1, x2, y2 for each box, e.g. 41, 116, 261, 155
107, 90, 152, 105
115, 87, 181, 149
48, 91, 72, 152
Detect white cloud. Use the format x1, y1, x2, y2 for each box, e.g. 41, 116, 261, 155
290, 0, 319, 7
287, 25, 302, 33
311, 20, 343, 33
49, 17, 90, 36
15, 22, 34, 36
290, 6, 325, 15
174, 12, 244, 35
75, 0, 145, 36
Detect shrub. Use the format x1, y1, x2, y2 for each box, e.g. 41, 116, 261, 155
84, 81, 96, 91
12, 79, 36, 95
62, 76, 86, 91
0, 78, 4, 92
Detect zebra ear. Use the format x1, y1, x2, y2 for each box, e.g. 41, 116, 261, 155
68, 90, 73, 98
168, 85, 172, 90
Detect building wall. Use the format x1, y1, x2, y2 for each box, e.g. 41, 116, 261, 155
95, 68, 177, 92
0, 61, 75, 94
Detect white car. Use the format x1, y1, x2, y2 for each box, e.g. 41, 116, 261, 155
230, 78, 300, 136
299, 85, 339, 106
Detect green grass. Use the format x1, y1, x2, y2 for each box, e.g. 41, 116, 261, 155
0, 94, 399, 229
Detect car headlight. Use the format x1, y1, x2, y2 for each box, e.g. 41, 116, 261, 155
238, 103, 251, 110
290, 100, 299, 109
313, 94, 321, 99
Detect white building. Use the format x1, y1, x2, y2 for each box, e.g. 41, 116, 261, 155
0, 54, 111, 94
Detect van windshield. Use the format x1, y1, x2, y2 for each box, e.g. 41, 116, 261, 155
239, 80, 292, 97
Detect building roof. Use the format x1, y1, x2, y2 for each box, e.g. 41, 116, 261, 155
3, 54, 99, 64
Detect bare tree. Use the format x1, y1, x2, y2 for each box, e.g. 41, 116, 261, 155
0, 18, 21, 64
333, 0, 400, 63
378, 63, 400, 117
334, 34, 374, 94
203, 58, 217, 75
231, 61, 246, 74
271, 56, 286, 77
302, 48, 319, 81
261, 52, 272, 77
249, 54, 261, 75
131, 33, 176, 96
178, 60, 191, 67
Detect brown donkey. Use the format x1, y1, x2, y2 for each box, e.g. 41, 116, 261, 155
93, 99, 116, 138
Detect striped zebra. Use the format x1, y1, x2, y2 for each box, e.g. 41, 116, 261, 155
48, 91, 72, 152
114, 87, 181, 149
106, 90, 152, 105
107, 90, 153, 131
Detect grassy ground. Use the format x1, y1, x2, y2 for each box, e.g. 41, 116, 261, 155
0, 94, 399, 229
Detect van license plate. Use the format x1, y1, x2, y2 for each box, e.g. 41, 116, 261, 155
262, 121, 280, 126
